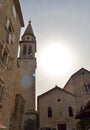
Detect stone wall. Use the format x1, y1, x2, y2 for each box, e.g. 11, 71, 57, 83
0, 0, 24, 129
38, 87, 77, 130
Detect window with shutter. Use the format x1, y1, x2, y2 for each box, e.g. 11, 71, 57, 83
5, 18, 15, 44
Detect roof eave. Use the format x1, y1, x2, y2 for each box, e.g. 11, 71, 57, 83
13, 0, 24, 27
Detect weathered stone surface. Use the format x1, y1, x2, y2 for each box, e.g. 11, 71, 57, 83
0, 0, 24, 130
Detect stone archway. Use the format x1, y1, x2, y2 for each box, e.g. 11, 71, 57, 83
24, 118, 34, 130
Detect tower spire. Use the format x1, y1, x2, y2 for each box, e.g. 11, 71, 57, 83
23, 21, 35, 37
19, 20, 36, 59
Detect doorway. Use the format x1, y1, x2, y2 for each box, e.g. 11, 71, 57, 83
57, 124, 66, 130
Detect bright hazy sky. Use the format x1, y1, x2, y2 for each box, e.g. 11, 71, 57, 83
20, 0, 90, 96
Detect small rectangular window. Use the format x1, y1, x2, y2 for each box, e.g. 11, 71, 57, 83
0, 44, 2, 58
8, 33, 12, 44
0, 86, 4, 103
1, 48, 8, 66
7, 56, 14, 70
0, 44, 9, 67
5, 18, 15, 44
12, 34, 15, 43
0, 0, 4, 8
5, 18, 10, 29
12, 5, 16, 18
0, 78, 4, 106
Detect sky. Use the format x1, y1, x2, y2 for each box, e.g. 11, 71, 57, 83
20, 0, 90, 96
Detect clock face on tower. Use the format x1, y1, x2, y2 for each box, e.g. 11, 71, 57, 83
21, 75, 33, 88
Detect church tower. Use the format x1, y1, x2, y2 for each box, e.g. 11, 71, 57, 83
18, 21, 36, 114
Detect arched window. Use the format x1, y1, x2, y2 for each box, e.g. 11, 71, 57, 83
48, 107, 52, 118
68, 106, 73, 117
23, 45, 27, 55
28, 46, 32, 56
84, 83, 90, 92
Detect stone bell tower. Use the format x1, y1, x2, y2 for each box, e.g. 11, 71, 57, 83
18, 21, 36, 114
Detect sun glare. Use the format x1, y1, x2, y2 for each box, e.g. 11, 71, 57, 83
39, 43, 73, 76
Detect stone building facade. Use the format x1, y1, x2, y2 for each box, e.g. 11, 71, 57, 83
38, 68, 90, 130
0, 0, 24, 129
0, 1, 37, 130
64, 68, 90, 110
38, 86, 77, 130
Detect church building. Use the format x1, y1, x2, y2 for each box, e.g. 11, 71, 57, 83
38, 68, 90, 130
0, 1, 90, 130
